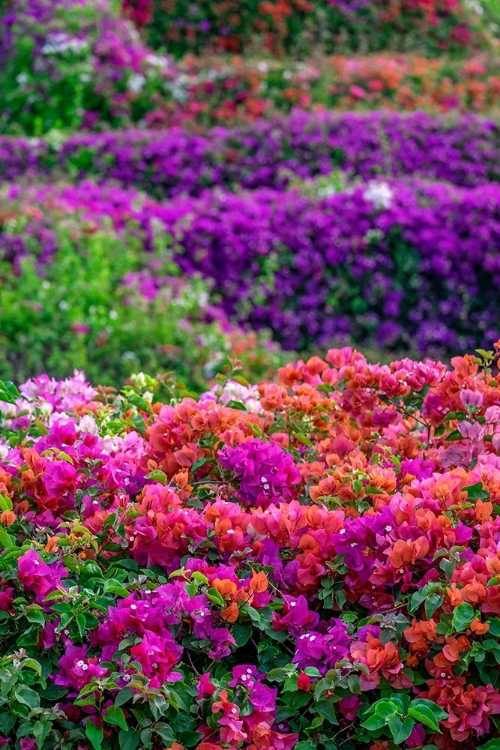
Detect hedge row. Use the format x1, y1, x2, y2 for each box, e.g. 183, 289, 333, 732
3, 178, 500, 355
138, 0, 482, 57
1, 111, 500, 197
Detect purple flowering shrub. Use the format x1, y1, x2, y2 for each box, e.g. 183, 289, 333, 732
155, 178, 500, 354
3, 177, 500, 358
0, 111, 499, 194
0, 345, 500, 748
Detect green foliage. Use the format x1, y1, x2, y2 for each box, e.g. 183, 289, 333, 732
0, 222, 280, 388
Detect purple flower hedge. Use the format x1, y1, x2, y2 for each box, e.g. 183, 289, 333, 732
3, 178, 500, 356
0, 111, 499, 196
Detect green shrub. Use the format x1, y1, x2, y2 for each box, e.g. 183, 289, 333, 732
0, 223, 281, 388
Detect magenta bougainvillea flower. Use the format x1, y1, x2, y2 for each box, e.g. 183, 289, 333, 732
219, 438, 301, 507
17, 550, 67, 603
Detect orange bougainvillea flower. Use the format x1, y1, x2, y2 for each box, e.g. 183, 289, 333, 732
0, 510, 15, 527
44, 536, 61, 553
212, 578, 238, 598
388, 536, 430, 569
470, 617, 489, 635
404, 619, 438, 654
221, 601, 239, 623
250, 570, 268, 593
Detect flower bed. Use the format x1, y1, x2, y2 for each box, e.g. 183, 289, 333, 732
1, 111, 499, 195
0, 344, 500, 748
1, 0, 494, 137
140, 0, 482, 57
4, 178, 500, 357
143, 55, 500, 128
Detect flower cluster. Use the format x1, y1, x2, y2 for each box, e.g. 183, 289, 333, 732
1, 344, 500, 748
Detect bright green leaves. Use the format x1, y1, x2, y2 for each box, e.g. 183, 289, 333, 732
452, 602, 476, 632
361, 696, 448, 744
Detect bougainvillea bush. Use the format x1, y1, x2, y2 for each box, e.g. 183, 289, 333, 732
1, 344, 500, 749
2, 111, 499, 196
140, 0, 482, 57
0, 0, 179, 135
4, 178, 500, 358
143, 54, 500, 128
0, 183, 280, 386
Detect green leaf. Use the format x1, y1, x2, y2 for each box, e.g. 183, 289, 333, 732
266, 668, 286, 682
85, 722, 103, 750
372, 699, 398, 717
452, 602, 476, 632
0, 381, 20, 405
76, 612, 87, 638
0, 496, 12, 512
33, 719, 52, 749
388, 715, 415, 744
304, 667, 322, 677
0, 530, 14, 549
206, 588, 225, 607
463, 482, 490, 500
191, 572, 209, 585
408, 705, 443, 733
191, 457, 214, 472
439, 558, 456, 580
154, 723, 174, 743
361, 714, 387, 731
105, 705, 128, 731
409, 699, 448, 720
144, 470, 167, 484
314, 699, 338, 725
347, 674, 361, 694
314, 677, 333, 701
226, 400, 247, 411
115, 687, 134, 707
293, 431, 313, 448
232, 622, 252, 647
14, 684, 40, 709
26, 607, 45, 626
410, 588, 427, 614
0, 714, 16, 734
425, 593, 444, 620
445, 429, 463, 441
478, 740, 500, 750
38, 684, 67, 700
179, 731, 204, 747
119, 730, 141, 750
487, 618, 500, 637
